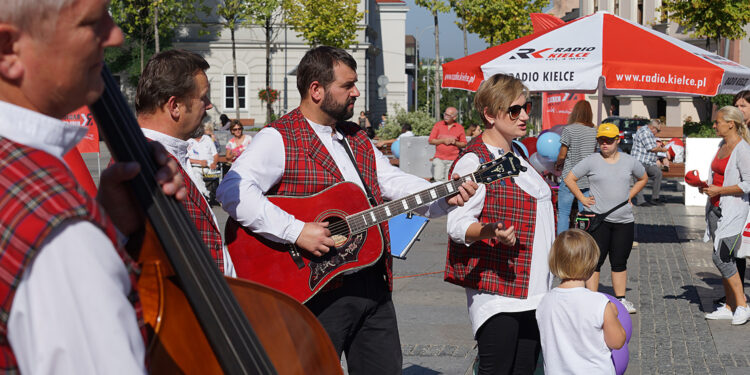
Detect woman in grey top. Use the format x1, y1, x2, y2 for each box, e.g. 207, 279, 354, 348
555, 100, 597, 234
701, 106, 750, 325
564, 123, 647, 314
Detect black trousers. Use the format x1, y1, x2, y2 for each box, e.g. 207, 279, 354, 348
591, 221, 635, 272
476, 310, 541, 375
305, 266, 401, 375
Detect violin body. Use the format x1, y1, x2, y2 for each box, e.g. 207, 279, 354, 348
138, 224, 342, 374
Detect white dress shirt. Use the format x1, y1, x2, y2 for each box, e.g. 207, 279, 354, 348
446, 144, 555, 336
217, 118, 452, 245
0, 100, 146, 374
141, 128, 236, 277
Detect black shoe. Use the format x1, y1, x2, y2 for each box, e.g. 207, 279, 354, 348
649, 199, 665, 206
637, 201, 653, 207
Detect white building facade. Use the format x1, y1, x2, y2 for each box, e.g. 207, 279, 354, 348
173, 0, 408, 127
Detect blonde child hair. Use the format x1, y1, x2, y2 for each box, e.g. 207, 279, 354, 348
549, 229, 600, 281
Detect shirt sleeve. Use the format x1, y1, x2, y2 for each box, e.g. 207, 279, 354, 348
570, 154, 592, 179
631, 155, 646, 177
458, 128, 467, 143
428, 122, 440, 142
735, 144, 750, 193
216, 128, 305, 244
208, 137, 218, 157
8, 220, 146, 375
560, 127, 571, 147
446, 153, 485, 245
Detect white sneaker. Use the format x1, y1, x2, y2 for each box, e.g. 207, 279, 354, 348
732, 305, 750, 325
619, 298, 637, 314
705, 304, 733, 320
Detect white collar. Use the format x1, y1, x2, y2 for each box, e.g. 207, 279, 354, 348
306, 118, 343, 141
0, 100, 88, 160
141, 128, 189, 163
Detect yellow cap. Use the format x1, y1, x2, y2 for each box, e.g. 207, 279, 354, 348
597, 123, 620, 138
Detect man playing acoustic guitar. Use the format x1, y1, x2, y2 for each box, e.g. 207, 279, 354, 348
217, 46, 478, 373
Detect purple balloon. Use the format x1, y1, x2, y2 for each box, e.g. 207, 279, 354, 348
602, 293, 633, 342
611, 343, 629, 375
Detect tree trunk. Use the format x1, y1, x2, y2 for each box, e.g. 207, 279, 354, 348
154, 4, 160, 53
231, 27, 241, 121
462, 24, 468, 56
433, 12, 441, 120
140, 38, 145, 73
265, 17, 273, 124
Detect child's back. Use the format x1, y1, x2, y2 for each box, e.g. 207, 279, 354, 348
536, 287, 615, 375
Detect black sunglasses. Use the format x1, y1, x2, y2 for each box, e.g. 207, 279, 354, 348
231, 127, 242, 131
597, 137, 617, 145
507, 102, 532, 121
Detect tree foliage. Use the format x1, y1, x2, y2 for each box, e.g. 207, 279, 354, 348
376, 105, 437, 139
282, 0, 362, 48
109, 0, 208, 79
660, 0, 750, 48
453, 0, 547, 46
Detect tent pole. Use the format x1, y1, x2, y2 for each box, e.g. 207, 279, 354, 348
597, 77, 604, 125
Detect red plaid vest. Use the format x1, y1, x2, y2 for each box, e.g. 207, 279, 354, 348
0, 138, 145, 372
168, 154, 225, 274
269, 108, 393, 290
444, 136, 538, 298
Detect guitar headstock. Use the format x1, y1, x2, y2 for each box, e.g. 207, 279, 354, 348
474, 152, 527, 184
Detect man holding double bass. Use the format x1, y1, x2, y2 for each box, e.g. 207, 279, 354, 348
217, 46, 478, 373
0, 0, 186, 372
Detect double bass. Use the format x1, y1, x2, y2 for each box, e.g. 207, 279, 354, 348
91, 66, 341, 374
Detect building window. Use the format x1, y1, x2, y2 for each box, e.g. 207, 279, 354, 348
225, 75, 246, 110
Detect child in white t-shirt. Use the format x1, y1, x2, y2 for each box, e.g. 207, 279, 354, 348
536, 229, 626, 374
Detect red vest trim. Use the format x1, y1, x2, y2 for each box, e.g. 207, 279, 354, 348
444, 136, 538, 298
269, 108, 393, 290
0, 138, 145, 371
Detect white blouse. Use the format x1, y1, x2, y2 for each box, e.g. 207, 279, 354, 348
447, 144, 555, 336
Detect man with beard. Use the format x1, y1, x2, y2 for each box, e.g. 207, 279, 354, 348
217, 46, 477, 374
136, 49, 235, 277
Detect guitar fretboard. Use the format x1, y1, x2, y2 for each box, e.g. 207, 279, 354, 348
346, 173, 478, 234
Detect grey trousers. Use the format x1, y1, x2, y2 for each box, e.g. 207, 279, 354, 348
635, 163, 662, 203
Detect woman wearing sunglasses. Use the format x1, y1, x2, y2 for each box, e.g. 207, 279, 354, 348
445, 74, 554, 374
564, 123, 647, 314
225, 119, 252, 162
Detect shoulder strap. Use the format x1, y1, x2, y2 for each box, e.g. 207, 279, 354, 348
338, 136, 378, 206
601, 201, 629, 217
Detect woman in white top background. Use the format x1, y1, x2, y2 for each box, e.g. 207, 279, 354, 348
445, 73, 555, 374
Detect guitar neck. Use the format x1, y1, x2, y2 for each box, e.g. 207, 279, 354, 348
346, 172, 481, 233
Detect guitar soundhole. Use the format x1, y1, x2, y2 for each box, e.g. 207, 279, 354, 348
324, 216, 349, 247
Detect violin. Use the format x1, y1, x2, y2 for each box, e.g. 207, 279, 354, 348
91, 66, 341, 374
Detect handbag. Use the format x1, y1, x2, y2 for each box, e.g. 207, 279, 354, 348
575, 201, 629, 233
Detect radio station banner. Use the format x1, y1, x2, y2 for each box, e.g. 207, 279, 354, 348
542, 92, 583, 129
62, 106, 100, 153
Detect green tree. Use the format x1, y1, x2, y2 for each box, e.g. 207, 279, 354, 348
455, 0, 547, 46
282, 0, 362, 48
110, 0, 207, 75
415, 0, 451, 121
660, 0, 750, 53
216, 0, 280, 121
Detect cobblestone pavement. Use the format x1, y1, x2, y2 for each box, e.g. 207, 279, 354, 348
82, 149, 748, 374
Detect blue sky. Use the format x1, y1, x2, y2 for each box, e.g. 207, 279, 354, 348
404, 0, 552, 59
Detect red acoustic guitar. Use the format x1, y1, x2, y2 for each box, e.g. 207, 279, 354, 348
225, 153, 526, 303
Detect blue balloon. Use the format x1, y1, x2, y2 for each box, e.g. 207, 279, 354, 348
512, 139, 528, 158
391, 139, 400, 159
536, 132, 561, 159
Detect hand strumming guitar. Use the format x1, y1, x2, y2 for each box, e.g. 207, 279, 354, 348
295, 221, 336, 257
